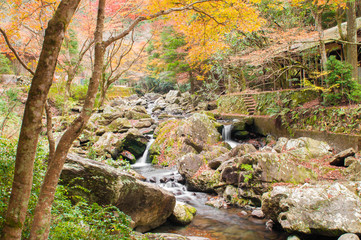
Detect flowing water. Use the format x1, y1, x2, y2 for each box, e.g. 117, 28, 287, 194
222, 125, 239, 149
132, 137, 287, 240
132, 135, 155, 167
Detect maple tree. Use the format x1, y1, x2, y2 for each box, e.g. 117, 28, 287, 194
1, 0, 263, 239
99, 33, 150, 106
146, 26, 194, 91
0, 0, 58, 74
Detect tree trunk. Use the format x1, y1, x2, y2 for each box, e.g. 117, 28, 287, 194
99, 84, 108, 107
28, 1, 106, 239
189, 70, 195, 93
314, 11, 328, 86
316, 14, 327, 69
65, 70, 76, 98
346, 0, 358, 82
1, 1, 81, 239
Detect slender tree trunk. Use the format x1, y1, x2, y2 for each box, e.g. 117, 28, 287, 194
1, 1, 81, 239
346, 0, 358, 82
99, 84, 108, 107
29, 1, 106, 239
189, 70, 194, 94
314, 11, 328, 86
65, 70, 76, 98
316, 14, 328, 70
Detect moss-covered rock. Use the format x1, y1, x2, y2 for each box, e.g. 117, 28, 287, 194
107, 118, 132, 133
262, 182, 361, 237
149, 113, 222, 166
169, 202, 197, 225
92, 129, 147, 159
216, 95, 248, 114
61, 154, 176, 232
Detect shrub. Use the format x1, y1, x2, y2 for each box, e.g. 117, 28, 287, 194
0, 54, 13, 74
134, 76, 175, 95
323, 56, 361, 106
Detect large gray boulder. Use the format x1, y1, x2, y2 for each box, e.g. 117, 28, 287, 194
177, 146, 228, 192
282, 137, 333, 160
61, 154, 176, 232
262, 182, 361, 237
92, 129, 147, 160
150, 113, 223, 166
215, 151, 318, 206
165, 90, 181, 103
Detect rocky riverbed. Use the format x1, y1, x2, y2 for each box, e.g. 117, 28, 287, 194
57, 90, 361, 240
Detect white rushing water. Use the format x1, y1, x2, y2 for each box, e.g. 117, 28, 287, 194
132, 135, 155, 167
222, 125, 239, 148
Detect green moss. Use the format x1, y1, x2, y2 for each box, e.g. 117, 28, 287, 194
217, 95, 248, 114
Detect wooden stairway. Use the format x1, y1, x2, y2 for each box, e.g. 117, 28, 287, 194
242, 94, 257, 115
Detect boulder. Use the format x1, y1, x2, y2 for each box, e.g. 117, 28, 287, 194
119, 128, 148, 158
102, 105, 123, 123
251, 209, 265, 219
338, 233, 360, 240
132, 105, 148, 114
187, 169, 221, 192
208, 153, 230, 170
124, 110, 151, 120
61, 154, 176, 232
92, 132, 119, 157
92, 129, 147, 159
120, 150, 136, 164
133, 120, 152, 129
287, 236, 302, 240
165, 104, 184, 115
108, 118, 132, 133
232, 118, 254, 132
285, 137, 333, 160
213, 149, 319, 206
345, 157, 358, 167
126, 94, 139, 101
169, 202, 197, 225
262, 182, 361, 237
345, 161, 361, 181
153, 97, 167, 111
178, 153, 204, 180
150, 113, 222, 166
177, 146, 228, 192
144, 93, 162, 101
273, 137, 288, 153
205, 198, 227, 209
229, 144, 257, 157
110, 98, 127, 107
165, 90, 181, 103
329, 148, 356, 166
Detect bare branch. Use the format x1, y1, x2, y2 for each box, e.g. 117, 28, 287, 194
192, 6, 225, 25
0, 28, 35, 75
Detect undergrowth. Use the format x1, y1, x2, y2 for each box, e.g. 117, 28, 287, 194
0, 138, 141, 239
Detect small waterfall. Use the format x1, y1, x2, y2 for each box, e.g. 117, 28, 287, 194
133, 135, 155, 167
222, 124, 238, 148
222, 125, 232, 141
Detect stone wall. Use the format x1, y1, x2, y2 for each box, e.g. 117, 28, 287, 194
221, 114, 361, 151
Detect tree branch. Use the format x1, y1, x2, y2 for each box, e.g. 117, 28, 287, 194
103, 0, 211, 47
0, 28, 35, 75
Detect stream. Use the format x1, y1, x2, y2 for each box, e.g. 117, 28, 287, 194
132, 126, 287, 240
